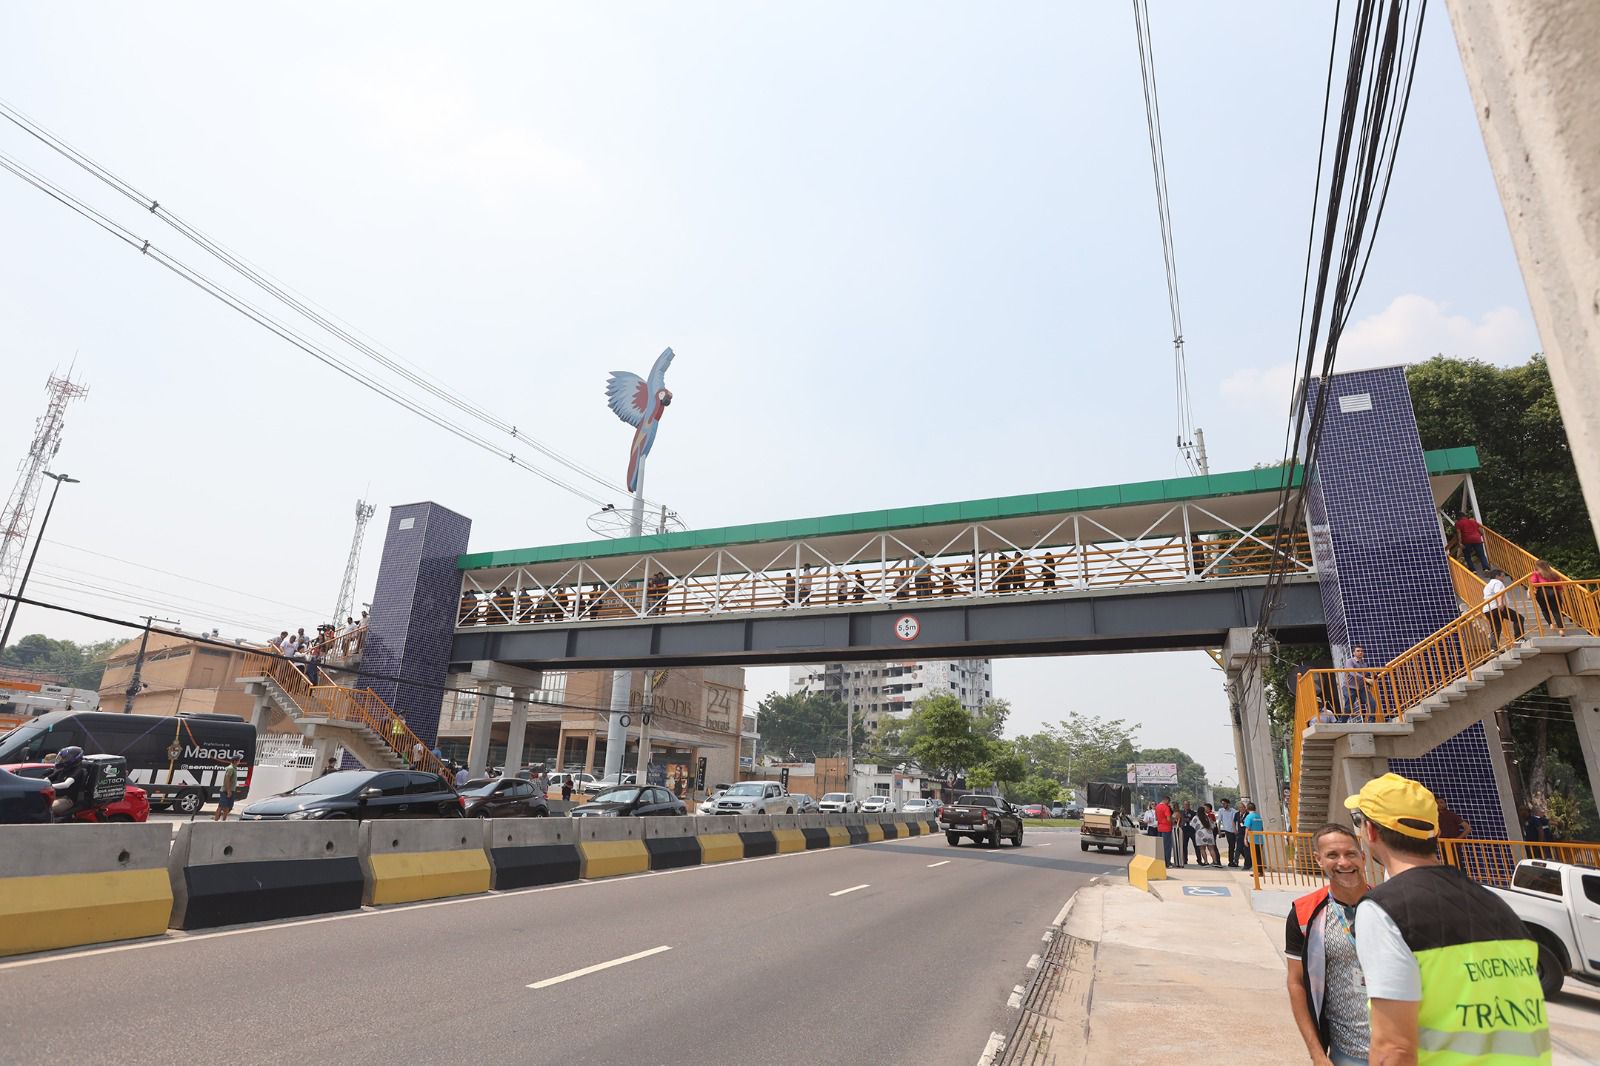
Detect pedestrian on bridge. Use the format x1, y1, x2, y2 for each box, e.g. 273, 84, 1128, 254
1451, 513, 1491, 575
1482, 569, 1526, 643
1529, 559, 1566, 636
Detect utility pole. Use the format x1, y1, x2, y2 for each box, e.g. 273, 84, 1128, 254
1445, 1, 1600, 546
633, 669, 664, 784
0, 471, 79, 654
845, 699, 854, 800
1193, 427, 1211, 476
124, 614, 180, 713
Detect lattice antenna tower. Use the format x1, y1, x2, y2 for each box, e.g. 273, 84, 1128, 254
332, 499, 377, 623
0, 371, 89, 628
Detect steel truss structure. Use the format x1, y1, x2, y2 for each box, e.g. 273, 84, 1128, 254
458, 497, 1315, 630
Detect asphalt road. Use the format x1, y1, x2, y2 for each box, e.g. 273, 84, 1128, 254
0, 828, 1121, 1066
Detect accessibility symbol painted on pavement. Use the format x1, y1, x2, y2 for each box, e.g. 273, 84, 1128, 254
1181, 886, 1231, 897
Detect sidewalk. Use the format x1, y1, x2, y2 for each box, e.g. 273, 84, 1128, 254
997, 864, 1600, 1065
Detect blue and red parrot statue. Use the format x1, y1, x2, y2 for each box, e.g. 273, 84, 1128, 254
605, 347, 675, 494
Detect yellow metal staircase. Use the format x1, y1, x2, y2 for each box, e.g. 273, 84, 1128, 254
1289, 527, 1600, 830
240, 651, 452, 779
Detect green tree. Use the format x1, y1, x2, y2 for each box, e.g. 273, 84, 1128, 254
983, 742, 1027, 793
875, 696, 1010, 757
0, 633, 119, 690
905, 693, 996, 778
1408, 354, 1597, 576
1006, 775, 1064, 805
1010, 711, 1139, 794
753, 692, 863, 760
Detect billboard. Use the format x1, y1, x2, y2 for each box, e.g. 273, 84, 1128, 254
1126, 762, 1179, 785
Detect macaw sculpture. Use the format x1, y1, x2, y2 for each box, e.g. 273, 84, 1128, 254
605, 346, 675, 494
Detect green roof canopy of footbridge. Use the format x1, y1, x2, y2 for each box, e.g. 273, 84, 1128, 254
459, 447, 1480, 572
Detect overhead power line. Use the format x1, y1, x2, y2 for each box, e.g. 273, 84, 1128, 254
1131, 0, 1206, 476
0, 148, 624, 509
0, 97, 663, 513
1231, 0, 1430, 735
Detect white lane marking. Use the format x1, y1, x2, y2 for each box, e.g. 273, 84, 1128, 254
1006, 983, 1026, 1009
0, 833, 934, 972
1034, 842, 1052, 847
927, 860, 951, 868
1026, 953, 1041, 970
830, 883, 870, 897
527, 945, 671, 989
977, 1031, 1007, 1065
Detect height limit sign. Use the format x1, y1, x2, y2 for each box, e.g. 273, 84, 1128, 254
894, 615, 920, 642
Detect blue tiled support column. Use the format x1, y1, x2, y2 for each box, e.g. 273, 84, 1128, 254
1305, 366, 1508, 837
356, 502, 472, 751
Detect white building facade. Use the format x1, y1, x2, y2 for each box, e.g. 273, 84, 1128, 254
788, 659, 994, 735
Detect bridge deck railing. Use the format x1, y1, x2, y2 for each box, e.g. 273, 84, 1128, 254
457, 518, 1314, 629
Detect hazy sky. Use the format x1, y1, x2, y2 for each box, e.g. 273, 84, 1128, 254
0, 4, 1538, 784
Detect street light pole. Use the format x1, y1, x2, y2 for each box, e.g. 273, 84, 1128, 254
0, 472, 79, 655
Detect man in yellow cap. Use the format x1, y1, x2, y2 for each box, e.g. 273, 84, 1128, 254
1345, 773, 1549, 1065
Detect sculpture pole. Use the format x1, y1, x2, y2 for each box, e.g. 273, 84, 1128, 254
602, 455, 645, 781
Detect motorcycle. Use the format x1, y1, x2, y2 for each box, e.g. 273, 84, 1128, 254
48, 754, 131, 823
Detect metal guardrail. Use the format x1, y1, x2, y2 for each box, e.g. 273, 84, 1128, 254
1251, 830, 1600, 890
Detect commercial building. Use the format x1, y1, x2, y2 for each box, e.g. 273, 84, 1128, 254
98, 632, 261, 719
788, 659, 993, 735
437, 666, 749, 797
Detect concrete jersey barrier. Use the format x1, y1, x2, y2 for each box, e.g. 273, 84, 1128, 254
577, 817, 649, 879
0, 823, 173, 957
487, 818, 582, 889
360, 819, 491, 905
169, 820, 364, 930
643, 816, 703, 871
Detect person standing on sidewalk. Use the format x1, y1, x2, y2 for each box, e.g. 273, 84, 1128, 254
1346, 774, 1550, 1066
1285, 824, 1372, 1066
1216, 797, 1242, 867
1243, 802, 1264, 871
1154, 794, 1174, 866
1178, 800, 1197, 867
212, 757, 242, 821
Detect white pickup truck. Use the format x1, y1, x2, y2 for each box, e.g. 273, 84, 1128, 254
1488, 858, 1600, 997
708, 780, 795, 815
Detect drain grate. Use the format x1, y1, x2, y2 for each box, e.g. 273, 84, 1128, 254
997, 925, 1095, 1066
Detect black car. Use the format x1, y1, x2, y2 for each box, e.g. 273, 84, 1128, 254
239, 769, 463, 821
459, 777, 548, 818
0, 765, 53, 824
570, 785, 687, 818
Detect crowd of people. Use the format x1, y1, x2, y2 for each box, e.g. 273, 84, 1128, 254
1141, 794, 1265, 870
268, 614, 369, 685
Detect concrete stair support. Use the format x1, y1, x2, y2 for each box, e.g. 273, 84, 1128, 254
1298, 636, 1600, 830
241, 674, 406, 771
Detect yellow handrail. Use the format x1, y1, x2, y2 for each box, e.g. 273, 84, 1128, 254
1252, 831, 1600, 890
1289, 574, 1600, 829
242, 651, 452, 781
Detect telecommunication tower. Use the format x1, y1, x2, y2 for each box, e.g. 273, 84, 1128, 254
332, 499, 377, 623
0, 371, 89, 631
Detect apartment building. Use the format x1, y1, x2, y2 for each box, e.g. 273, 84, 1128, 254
788, 659, 993, 735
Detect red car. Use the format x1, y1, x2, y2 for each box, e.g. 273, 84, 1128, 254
1020, 804, 1051, 819
1, 763, 150, 822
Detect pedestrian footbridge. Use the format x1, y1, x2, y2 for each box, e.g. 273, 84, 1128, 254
451, 449, 1480, 670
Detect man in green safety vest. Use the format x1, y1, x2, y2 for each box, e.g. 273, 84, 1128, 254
1346, 774, 1550, 1065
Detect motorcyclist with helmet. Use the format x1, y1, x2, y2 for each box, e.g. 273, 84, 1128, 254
47, 746, 91, 819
